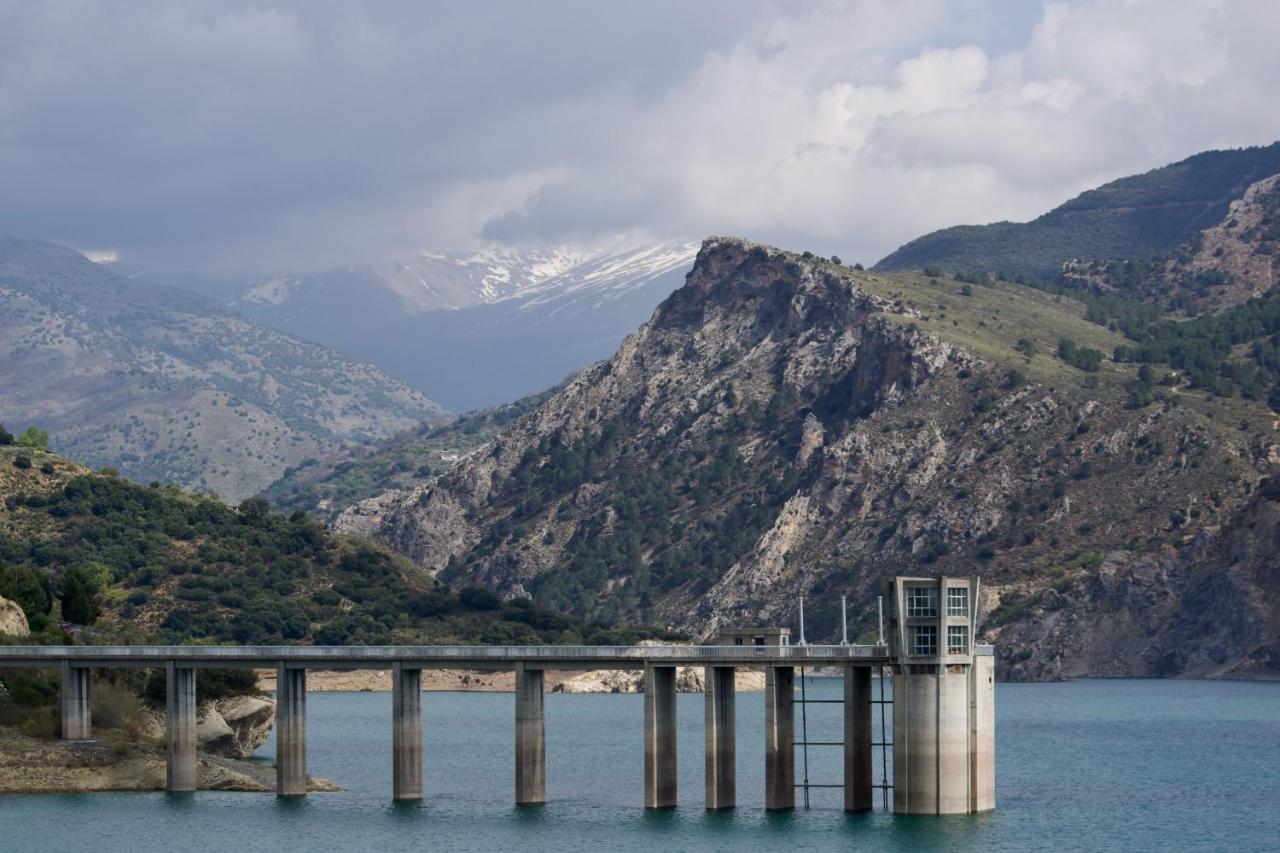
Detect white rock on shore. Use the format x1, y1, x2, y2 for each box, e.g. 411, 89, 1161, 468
552, 667, 765, 694
0, 595, 29, 637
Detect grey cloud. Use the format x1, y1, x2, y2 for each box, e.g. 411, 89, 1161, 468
2, 1, 1280, 272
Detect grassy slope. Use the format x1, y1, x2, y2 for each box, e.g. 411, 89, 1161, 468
840, 263, 1276, 447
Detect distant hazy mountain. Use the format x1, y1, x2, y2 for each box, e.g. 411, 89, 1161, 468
875, 142, 1280, 280
0, 239, 446, 501
139, 243, 699, 411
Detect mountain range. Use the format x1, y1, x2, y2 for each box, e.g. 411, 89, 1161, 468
130, 242, 698, 411
0, 239, 445, 501
875, 142, 1280, 282
327, 144, 1280, 681
5, 142, 1280, 681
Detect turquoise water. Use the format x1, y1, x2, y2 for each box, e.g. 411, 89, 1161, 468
3, 678, 1278, 851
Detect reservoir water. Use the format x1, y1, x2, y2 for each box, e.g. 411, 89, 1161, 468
4, 678, 1278, 851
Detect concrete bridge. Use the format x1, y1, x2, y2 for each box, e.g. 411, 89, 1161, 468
0, 576, 996, 815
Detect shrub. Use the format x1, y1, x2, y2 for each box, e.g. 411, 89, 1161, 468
0, 563, 53, 623
0, 424, 12, 445
459, 586, 501, 611
92, 680, 148, 739
59, 564, 102, 626
13, 455, 31, 470
15, 427, 48, 449
1259, 477, 1280, 502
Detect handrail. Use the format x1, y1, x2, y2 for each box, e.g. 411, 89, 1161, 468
0, 643, 895, 665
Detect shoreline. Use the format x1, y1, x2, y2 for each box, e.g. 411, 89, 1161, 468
0, 728, 339, 794
254, 667, 769, 694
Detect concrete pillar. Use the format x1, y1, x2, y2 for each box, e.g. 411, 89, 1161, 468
60, 664, 91, 740
392, 663, 423, 802
276, 665, 307, 796
969, 656, 996, 813
165, 664, 198, 793
643, 664, 677, 809
514, 663, 545, 805
843, 666, 873, 812
893, 667, 975, 814
703, 665, 735, 810
764, 665, 794, 810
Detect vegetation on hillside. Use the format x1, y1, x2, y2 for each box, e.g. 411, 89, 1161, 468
874, 143, 1280, 279
262, 387, 559, 521
0, 445, 678, 647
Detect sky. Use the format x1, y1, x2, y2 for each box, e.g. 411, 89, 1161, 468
2, 0, 1280, 273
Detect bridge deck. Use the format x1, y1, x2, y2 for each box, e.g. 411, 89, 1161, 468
0, 643, 991, 670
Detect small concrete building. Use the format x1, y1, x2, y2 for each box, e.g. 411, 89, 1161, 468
716, 627, 791, 647
885, 576, 995, 815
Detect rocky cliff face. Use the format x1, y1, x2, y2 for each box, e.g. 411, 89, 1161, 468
339, 237, 1279, 680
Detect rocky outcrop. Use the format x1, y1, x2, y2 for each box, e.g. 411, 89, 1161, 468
990, 491, 1280, 681
337, 237, 1276, 681
551, 667, 764, 694
0, 596, 28, 637
198, 696, 275, 759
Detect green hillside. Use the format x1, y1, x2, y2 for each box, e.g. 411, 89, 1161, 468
874, 143, 1280, 280
261, 387, 558, 521
0, 443, 672, 647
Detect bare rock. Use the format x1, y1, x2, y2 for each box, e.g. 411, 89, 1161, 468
197, 696, 275, 759
0, 595, 29, 637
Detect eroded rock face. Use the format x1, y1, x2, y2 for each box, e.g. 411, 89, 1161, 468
197, 696, 275, 759
336, 236, 1278, 681
0, 596, 28, 637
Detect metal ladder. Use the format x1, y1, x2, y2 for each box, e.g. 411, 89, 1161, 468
794, 665, 893, 810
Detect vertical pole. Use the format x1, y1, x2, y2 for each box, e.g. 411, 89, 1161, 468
704, 665, 736, 810
165, 663, 197, 792
841, 595, 848, 645
643, 664, 677, 808
878, 596, 885, 645
764, 666, 795, 810
798, 597, 807, 646
276, 664, 307, 796
60, 664, 92, 740
844, 666, 873, 812
392, 663, 423, 802
514, 663, 545, 805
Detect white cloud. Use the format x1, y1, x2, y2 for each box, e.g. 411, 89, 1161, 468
1, 0, 1279, 270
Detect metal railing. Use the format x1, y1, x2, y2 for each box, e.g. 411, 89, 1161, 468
0, 643, 894, 667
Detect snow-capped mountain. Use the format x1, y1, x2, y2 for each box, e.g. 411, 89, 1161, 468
233, 242, 695, 320
145, 241, 699, 411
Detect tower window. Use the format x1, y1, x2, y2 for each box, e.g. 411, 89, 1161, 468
906, 587, 938, 617
910, 625, 937, 656
947, 587, 969, 616
947, 625, 969, 655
